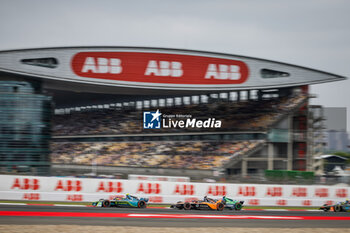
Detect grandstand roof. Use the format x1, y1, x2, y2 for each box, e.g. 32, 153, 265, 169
0, 47, 346, 96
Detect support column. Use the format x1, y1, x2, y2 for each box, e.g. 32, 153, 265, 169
306, 110, 313, 171
268, 143, 274, 170
241, 159, 247, 177
287, 115, 293, 170
229, 92, 232, 101
258, 90, 263, 101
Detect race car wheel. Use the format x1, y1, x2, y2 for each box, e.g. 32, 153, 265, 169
183, 202, 191, 210
138, 200, 146, 208
235, 203, 242, 210
102, 200, 110, 207
334, 205, 341, 212
217, 202, 224, 211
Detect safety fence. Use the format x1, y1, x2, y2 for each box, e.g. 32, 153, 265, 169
0, 175, 348, 206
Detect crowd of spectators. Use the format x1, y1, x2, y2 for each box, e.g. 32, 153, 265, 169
53, 94, 307, 136
50, 94, 306, 170
51, 140, 263, 170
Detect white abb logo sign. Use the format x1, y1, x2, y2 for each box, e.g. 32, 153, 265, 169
79, 57, 242, 80
205, 64, 241, 80
82, 57, 122, 74
144, 60, 183, 77
81, 57, 183, 77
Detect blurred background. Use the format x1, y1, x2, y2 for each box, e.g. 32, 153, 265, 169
0, 0, 350, 187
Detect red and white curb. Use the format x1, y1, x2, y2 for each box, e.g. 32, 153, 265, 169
249, 208, 320, 212
0, 202, 167, 209
0, 211, 349, 220
0, 203, 320, 211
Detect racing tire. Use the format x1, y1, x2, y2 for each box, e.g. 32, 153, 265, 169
102, 200, 110, 207
183, 202, 191, 210
217, 202, 224, 211
138, 200, 147, 208
334, 205, 341, 212
235, 203, 243, 211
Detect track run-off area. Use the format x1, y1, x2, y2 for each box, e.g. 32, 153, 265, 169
1, 204, 350, 228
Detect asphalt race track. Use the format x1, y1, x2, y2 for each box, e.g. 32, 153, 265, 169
0, 204, 350, 228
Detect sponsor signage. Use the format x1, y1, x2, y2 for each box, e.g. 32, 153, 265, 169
71, 52, 249, 85
1, 175, 349, 206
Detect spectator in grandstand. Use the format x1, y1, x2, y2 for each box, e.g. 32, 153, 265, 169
53, 93, 307, 136
51, 140, 264, 170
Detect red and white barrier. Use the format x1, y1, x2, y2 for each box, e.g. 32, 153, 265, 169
0, 175, 348, 206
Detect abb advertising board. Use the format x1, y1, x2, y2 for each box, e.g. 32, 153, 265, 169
71, 52, 249, 85
0, 175, 348, 206
0, 47, 345, 92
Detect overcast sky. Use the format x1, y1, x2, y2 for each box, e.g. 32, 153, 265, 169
1, 0, 350, 131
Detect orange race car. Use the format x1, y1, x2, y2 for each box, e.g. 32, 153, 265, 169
170, 196, 225, 211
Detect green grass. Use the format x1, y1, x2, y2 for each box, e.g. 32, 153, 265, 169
0, 200, 318, 209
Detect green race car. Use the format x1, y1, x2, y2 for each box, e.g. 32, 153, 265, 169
92, 194, 148, 208
222, 196, 244, 210
320, 200, 350, 212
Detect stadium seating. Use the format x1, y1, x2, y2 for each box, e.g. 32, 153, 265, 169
50, 93, 307, 172
51, 141, 263, 170
53, 94, 307, 135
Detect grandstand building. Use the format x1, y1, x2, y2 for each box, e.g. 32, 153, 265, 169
0, 47, 346, 180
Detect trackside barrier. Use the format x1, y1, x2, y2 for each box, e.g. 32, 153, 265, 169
0, 175, 348, 207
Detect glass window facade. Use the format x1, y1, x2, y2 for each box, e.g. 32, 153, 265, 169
0, 81, 52, 175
